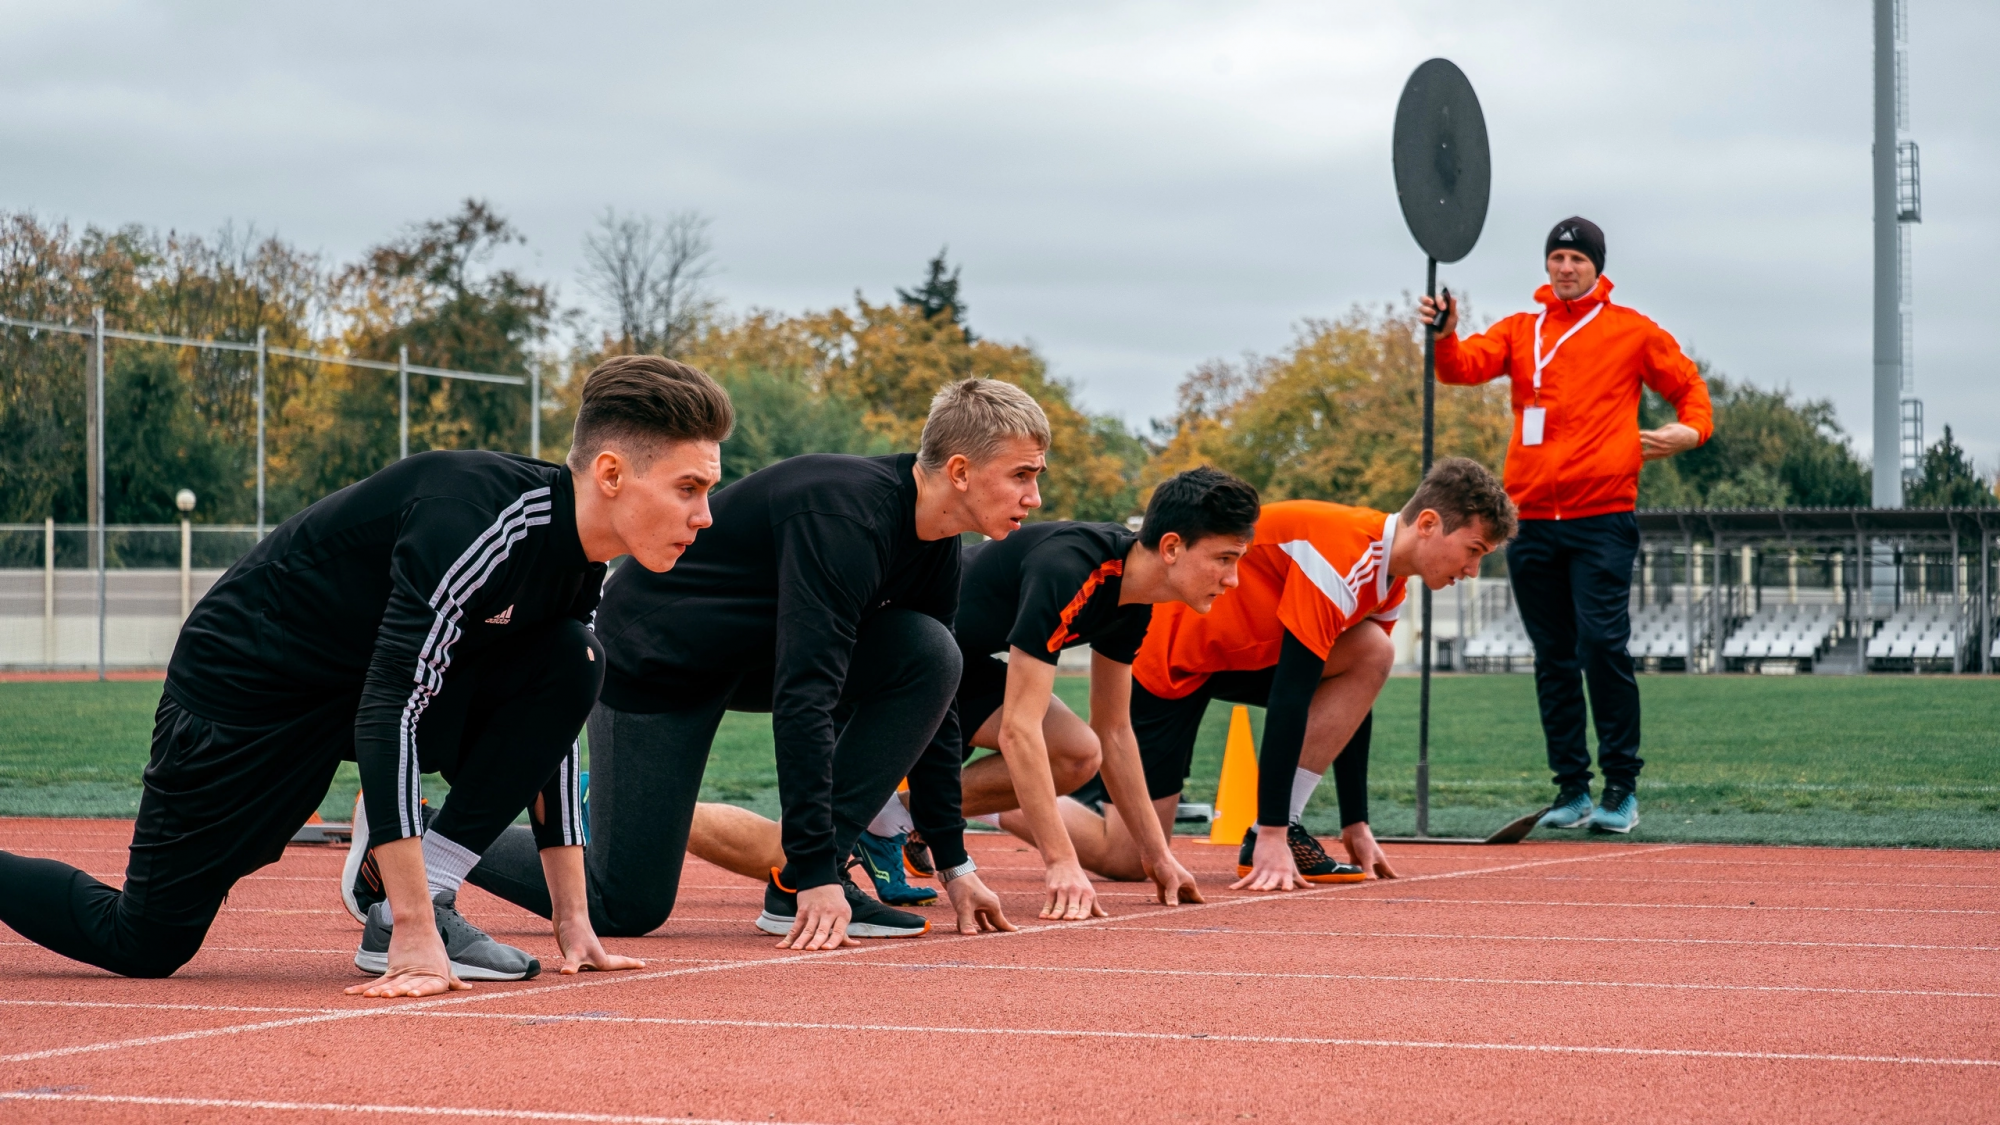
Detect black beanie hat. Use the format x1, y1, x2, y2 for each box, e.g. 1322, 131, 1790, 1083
1545, 216, 1605, 274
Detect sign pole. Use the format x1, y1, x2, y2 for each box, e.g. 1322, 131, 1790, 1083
1417, 255, 1437, 837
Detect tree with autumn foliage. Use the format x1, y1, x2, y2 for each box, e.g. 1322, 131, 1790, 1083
1145, 304, 1512, 511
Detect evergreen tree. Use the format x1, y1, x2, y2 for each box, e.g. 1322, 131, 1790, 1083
1906, 426, 1997, 507
897, 247, 972, 340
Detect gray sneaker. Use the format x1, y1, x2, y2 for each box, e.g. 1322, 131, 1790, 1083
1536, 787, 1594, 830
354, 890, 541, 981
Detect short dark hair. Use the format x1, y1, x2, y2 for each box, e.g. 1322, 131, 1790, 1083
1139, 466, 1260, 549
567, 355, 734, 472
1399, 457, 1517, 542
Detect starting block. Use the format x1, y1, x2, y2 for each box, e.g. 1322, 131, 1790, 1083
290, 813, 353, 846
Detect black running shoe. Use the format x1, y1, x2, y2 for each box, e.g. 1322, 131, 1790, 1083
755, 866, 930, 939
902, 829, 935, 881
1236, 823, 1366, 884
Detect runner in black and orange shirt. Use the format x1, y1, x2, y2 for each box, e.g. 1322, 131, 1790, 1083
913, 467, 1260, 919
1064, 459, 1518, 891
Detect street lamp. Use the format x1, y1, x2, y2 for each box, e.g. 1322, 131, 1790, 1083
176, 490, 196, 619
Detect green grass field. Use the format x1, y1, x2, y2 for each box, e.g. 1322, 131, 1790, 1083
2, 674, 1994, 848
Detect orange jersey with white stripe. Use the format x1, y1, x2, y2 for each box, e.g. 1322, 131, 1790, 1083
1132, 501, 1406, 700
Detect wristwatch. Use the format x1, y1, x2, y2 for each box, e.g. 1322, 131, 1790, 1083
939, 858, 978, 884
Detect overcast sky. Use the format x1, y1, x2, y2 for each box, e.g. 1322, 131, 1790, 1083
3, 2, 1994, 469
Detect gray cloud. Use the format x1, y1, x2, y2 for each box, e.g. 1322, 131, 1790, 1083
1, 1, 1992, 468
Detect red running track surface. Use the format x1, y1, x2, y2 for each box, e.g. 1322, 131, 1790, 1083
0, 816, 1994, 1123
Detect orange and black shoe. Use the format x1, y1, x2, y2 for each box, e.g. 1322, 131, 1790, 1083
1236, 823, 1366, 884
902, 829, 936, 881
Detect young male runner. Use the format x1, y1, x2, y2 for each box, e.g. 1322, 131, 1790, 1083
466, 379, 1045, 950
0, 355, 730, 995
878, 466, 1259, 920
1062, 458, 1517, 889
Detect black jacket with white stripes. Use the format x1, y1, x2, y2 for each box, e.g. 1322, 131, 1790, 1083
163, 450, 604, 847
594, 453, 966, 890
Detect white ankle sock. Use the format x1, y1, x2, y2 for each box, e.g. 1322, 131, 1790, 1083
971, 812, 1002, 828
1289, 768, 1324, 825
421, 830, 480, 899
867, 793, 914, 838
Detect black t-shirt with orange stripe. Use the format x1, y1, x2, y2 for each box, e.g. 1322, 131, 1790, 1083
957, 521, 1151, 667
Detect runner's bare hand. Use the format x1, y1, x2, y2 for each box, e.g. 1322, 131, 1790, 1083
1340, 821, 1398, 880
944, 872, 1017, 934
346, 918, 467, 998
1229, 825, 1311, 892
553, 914, 647, 974
1142, 851, 1205, 906
1041, 858, 1106, 920
780, 883, 858, 950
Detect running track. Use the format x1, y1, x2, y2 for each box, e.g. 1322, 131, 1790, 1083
1, 817, 1993, 1123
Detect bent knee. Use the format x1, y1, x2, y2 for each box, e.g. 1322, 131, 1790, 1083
1051, 746, 1103, 795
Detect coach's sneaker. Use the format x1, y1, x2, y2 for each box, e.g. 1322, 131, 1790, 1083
1236, 824, 1366, 884
851, 830, 938, 906
1537, 787, 1594, 830
1588, 785, 1639, 834
755, 867, 931, 939
340, 792, 436, 924
354, 891, 541, 981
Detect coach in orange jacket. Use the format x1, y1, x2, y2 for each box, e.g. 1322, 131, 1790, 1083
1420, 216, 1711, 835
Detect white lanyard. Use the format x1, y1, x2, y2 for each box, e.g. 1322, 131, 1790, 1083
1531, 303, 1602, 404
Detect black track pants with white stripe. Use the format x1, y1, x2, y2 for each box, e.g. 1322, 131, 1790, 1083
0, 618, 600, 979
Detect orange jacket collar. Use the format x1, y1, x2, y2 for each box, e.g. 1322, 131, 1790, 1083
1533, 274, 1614, 315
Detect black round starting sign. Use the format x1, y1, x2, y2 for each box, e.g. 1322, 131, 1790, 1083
1392, 58, 1490, 264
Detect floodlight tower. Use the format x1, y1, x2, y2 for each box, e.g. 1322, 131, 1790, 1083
1873, 0, 1922, 506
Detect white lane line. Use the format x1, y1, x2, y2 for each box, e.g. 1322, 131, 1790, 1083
371, 1010, 2000, 1069
0, 1092, 832, 1125
794, 959, 2000, 1000
1357, 897, 1996, 916
0, 845, 1674, 1065
1103, 925, 2000, 953
1483, 874, 2000, 891
1599, 856, 2000, 871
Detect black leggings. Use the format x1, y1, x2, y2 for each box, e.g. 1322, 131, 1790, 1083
0, 619, 600, 979
469, 609, 961, 937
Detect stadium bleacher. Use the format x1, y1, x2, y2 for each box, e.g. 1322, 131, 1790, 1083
1721, 603, 1840, 669
1865, 604, 1961, 669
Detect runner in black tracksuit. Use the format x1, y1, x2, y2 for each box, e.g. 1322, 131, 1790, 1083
0, 451, 603, 978
468, 452, 969, 937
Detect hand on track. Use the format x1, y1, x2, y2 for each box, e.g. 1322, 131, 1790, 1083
1341, 822, 1398, 880
1229, 825, 1311, 892
1040, 858, 1107, 921
779, 883, 858, 950
554, 915, 647, 974
1143, 851, 1205, 906
347, 921, 467, 998
944, 872, 1017, 934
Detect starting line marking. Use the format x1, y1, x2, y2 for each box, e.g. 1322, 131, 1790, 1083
1105, 926, 2000, 954
0, 845, 1676, 1065
0, 1091, 832, 1125
1358, 897, 1997, 916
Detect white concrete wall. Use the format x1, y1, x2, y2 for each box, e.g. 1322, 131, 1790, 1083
0, 569, 223, 668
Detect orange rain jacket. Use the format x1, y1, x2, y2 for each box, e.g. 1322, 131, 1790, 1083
1436, 275, 1713, 521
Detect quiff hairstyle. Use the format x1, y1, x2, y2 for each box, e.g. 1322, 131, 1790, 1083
1399, 457, 1518, 542
916, 378, 1051, 472
567, 355, 734, 472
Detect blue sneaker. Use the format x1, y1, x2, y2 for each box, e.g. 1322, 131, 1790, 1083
1537, 787, 1594, 830
1589, 786, 1639, 834
850, 831, 938, 906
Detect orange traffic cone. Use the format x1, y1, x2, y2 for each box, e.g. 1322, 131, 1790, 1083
1208, 705, 1259, 845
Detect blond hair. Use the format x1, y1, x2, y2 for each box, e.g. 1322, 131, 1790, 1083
916, 379, 1050, 471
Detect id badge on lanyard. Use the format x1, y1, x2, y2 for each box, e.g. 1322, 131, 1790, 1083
1524, 304, 1602, 447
